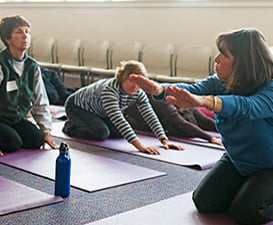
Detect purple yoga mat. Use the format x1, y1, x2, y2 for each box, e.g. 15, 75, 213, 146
0, 149, 165, 192
88, 192, 236, 225
168, 133, 223, 150
49, 106, 223, 150
51, 121, 224, 170
0, 176, 63, 215
88, 191, 273, 225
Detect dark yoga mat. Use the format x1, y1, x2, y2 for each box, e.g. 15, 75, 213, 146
0, 176, 63, 216
52, 121, 224, 170
0, 149, 165, 192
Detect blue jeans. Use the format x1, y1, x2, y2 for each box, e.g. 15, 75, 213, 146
193, 154, 273, 225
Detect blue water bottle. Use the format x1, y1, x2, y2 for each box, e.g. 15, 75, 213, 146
55, 142, 71, 197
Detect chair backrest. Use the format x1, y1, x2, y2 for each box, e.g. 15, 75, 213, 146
81, 40, 110, 69
110, 40, 142, 69
270, 46, 273, 54
140, 42, 174, 76
30, 36, 55, 63
175, 45, 213, 79
55, 37, 81, 66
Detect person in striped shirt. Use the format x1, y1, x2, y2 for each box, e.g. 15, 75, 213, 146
63, 60, 183, 154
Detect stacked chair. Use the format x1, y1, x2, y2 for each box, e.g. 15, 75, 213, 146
174, 45, 214, 83
140, 42, 174, 80
31, 36, 214, 88
30, 36, 55, 63
110, 40, 142, 69
80, 39, 113, 84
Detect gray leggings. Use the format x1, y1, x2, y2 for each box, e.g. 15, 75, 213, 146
193, 154, 273, 225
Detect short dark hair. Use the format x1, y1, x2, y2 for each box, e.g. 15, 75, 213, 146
0, 15, 30, 47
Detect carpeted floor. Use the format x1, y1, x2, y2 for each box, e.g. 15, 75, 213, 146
0, 137, 209, 225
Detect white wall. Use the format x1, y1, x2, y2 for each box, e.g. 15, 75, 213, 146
1, 1, 273, 52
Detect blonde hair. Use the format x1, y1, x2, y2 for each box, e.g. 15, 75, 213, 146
115, 60, 147, 83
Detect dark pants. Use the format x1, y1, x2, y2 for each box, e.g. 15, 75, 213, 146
63, 95, 121, 141
0, 119, 44, 153
193, 154, 273, 225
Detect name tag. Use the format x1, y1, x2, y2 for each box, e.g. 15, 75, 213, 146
6, 80, 18, 92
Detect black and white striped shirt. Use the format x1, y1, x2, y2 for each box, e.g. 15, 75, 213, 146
73, 78, 167, 143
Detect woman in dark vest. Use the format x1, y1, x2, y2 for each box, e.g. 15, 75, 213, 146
0, 15, 57, 155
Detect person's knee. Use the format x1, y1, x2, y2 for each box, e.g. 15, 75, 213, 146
66, 125, 110, 141
229, 200, 272, 225
92, 127, 110, 141
22, 131, 44, 149
192, 190, 211, 213
193, 189, 231, 213
0, 125, 23, 152
0, 140, 22, 153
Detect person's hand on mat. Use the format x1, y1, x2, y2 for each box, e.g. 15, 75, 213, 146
210, 137, 223, 146
132, 138, 160, 155
161, 139, 185, 151
141, 146, 161, 155
43, 133, 58, 149
129, 74, 163, 96
0, 150, 3, 157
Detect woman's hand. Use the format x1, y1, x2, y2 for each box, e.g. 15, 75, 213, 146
138, 146, 161, 155
165, 86, 203, 108
165, 86, 220, 112
161, 139, 185, 151
43, 132, 58, 149
129, 74, 163, 95
210, 137, 223, 146
132, 138, 161, 155
132, 137, 185, 155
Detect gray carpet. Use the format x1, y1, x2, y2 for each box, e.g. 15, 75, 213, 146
0, 137, 209, 225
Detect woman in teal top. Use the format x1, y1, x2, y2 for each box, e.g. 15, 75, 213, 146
130, 28, 273, 225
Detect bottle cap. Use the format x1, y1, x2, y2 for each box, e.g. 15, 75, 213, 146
59, 142, 69, 152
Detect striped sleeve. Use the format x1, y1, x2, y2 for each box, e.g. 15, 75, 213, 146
101, 88, 137, 143
137, 91, 167, 141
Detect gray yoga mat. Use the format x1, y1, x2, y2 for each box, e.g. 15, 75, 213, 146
51, 121, 224, 170
0, 148, 165, 192
0, 176, 63, 216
